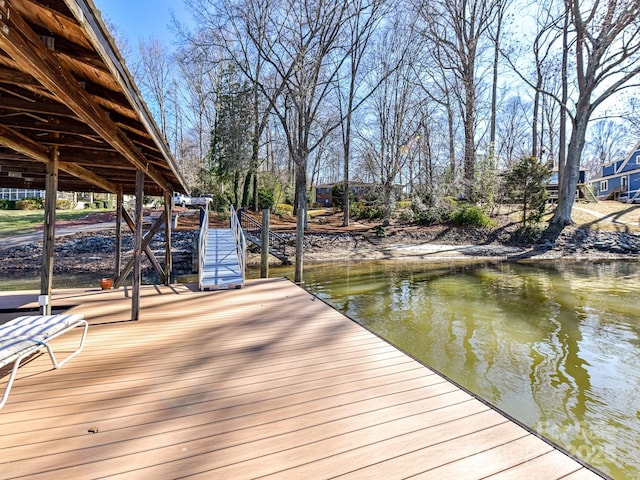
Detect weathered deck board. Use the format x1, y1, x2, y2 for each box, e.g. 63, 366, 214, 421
0, 278, 604, 479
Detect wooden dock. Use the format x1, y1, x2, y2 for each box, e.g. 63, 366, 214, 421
0, 278, 604, 479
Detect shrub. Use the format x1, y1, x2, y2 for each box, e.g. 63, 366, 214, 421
257, 187, 275, 210
410, 197, 453, 226
351, 201, 384, 220
330, 182, 354, 209
399, 208, 414, 223
414, 208, 448, 226
209, 192, 230, 212
56, 199, 74, 210
93, 200, 104, 209
275, 203, 294, 216
15, 199, 39, 210
449, 204, 494, 228
0, 199, 10, 210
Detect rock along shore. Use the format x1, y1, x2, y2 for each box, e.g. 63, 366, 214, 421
0, 226, 638, 277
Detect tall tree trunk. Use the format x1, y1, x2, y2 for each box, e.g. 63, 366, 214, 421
489, 6, 503, 160
463, 79, 476, 200
343, 139, 350, 226
447, 102, 456, 190
382, 185, 392, 226
532, 83, 540, 158
558, 2, 570, 183
294, 157, 307, 283
241, 170, 253, 208
552, 109, 589, 225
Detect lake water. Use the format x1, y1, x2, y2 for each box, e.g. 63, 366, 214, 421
2, 260, 638, 478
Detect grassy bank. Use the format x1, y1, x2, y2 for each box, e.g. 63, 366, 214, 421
0, 210, 111, 238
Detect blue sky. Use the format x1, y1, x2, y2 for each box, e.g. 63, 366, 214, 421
93, 0, 191, 46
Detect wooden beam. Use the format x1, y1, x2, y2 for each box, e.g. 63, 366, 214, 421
40, 145, 58, 315
12, 0, 94, 51
132, 170, 144, 321
115, 187, 123, 280
114, 208, 167, 286
164, 191, 172, 285
0, 124, 118, 192
58, 160, 118, 193
0, 1, 171, 192
0, 67, 42, 87
0, 124, 49, 161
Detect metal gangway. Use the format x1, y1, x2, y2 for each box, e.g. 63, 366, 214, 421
198, 205, 246, 290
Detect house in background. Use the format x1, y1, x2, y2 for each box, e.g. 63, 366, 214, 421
546, 168, 597, 202
0, 188, 46, 201
590, 141, 640, 202
315, 184, 334, 207
0, 188, 115, 208
314, 182, 402, 207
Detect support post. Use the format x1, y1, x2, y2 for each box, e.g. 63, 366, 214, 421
164, 190, 172, 285
132, 170, 144, 321
295, 204, 305, 284
40, 146, 58, 315
115, 187, 123, 279
261, 208, 270, 278
114, 209, 166, 287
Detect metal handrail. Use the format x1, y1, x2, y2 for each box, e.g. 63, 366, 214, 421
198, 203, 209, 290
230, 206, 246, 284
238, 210, 289, 261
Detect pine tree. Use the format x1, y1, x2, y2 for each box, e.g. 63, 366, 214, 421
205, 66, 252, 207
503, 156, 550, 227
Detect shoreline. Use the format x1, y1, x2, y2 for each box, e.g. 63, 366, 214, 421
1, 227, 639, 277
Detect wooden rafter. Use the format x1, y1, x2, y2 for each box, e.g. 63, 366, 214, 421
0, 124, 117, 192
0, 0, 171, 192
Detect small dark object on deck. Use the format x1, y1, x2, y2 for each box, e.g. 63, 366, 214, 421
88, 426, 99, 434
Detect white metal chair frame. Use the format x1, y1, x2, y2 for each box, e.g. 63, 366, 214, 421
0, 314, 88, 410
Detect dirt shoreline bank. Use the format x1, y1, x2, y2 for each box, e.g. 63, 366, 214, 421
1, 225, 637, 278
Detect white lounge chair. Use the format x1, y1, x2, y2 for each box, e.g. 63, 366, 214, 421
0, 314, 88, 410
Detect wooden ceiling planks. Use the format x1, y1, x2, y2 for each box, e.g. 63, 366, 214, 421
0, 0, 187, 196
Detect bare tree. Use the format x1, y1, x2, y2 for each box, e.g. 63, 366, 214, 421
174, 34, 220, 167
411, 47, 464, 196
488, 0, 511, 160
334, 0, 387, 226
138, 38, 174, 137
414, 0, 502, 200
200, 0, 354, 282
551, 0, 640, 226
360, 21, 421, 225
184, 0, 292, 210
583, 120, 630, 179
495, 96, 531, 168
623, 97, 640, 137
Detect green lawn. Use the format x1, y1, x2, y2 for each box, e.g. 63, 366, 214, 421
0, 210, 105, 238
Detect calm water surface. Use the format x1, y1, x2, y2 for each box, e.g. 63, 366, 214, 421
277, 260, 640, 480
2, 261, 639, 478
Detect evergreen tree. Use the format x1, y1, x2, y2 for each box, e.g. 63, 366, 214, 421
205, 66, 252, 207
503, 156, 550, 227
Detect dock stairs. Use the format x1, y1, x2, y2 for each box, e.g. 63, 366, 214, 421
238, 210, 291, 264
198, 206, 246, 290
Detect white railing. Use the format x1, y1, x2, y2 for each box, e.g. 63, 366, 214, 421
230, 206, 246, 284
198, 203, 209, 290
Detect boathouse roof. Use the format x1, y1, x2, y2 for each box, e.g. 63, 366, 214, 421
0, 0, 188, 196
